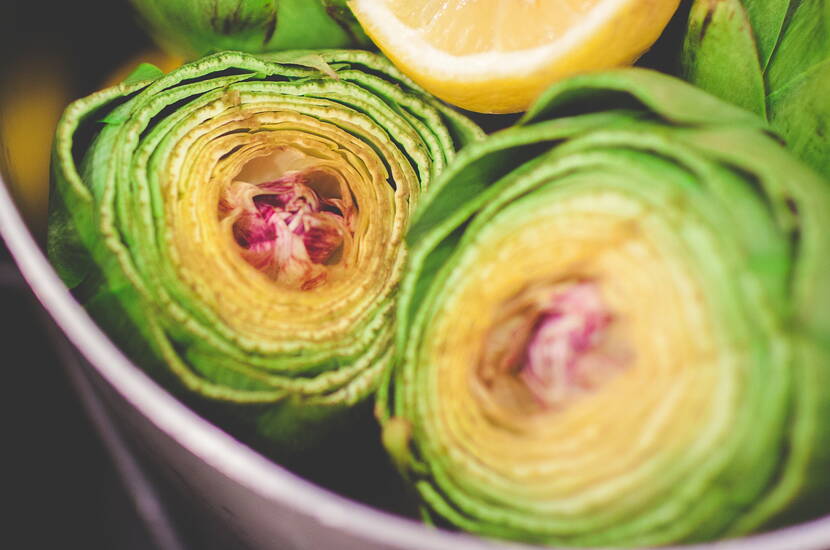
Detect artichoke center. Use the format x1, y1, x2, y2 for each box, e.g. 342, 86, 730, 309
477, 281, 630, 415
220, 170, 354, 290
520, 282, 615, 406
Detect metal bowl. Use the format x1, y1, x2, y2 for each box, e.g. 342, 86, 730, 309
2, 3, 829, 549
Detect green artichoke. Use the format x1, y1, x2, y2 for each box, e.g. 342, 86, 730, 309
381, 69, 830, 546
48, 50, 482, 448
130, 0, 370, 59
682, 0, 830, 176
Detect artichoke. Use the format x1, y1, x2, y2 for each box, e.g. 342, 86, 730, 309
381, 69, 830, 546
48, 50, 482, 448
682, 0, 830, 176
130, 0, 370, 59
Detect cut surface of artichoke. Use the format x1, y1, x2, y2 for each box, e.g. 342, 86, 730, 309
48, 50, 482, 446
382, 69, 830, 546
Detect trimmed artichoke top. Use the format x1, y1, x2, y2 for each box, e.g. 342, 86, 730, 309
381, 68, 830, 547
48, 50, 482, 446
129, 0, 371, 59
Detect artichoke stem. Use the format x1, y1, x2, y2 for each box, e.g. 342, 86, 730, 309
381, 416, 413, 476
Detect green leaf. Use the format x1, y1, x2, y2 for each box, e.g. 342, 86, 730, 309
681, 0, 767, 118
122, 62, 165, 85
768, 58, 830, 176
766, 0, 830, 93
742, 0, 790, 69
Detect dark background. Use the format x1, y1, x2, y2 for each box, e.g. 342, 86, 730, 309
1, 2, 163, 548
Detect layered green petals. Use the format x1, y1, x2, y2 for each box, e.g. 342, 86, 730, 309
48, 50, 482, 446
382, 69, 830, 546
130, 0, 371, 59
682, 0, 830, 176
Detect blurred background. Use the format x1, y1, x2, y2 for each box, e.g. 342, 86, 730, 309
0, 2, 191, 548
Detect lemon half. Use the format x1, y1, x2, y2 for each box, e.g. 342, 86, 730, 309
349, 0, 681, 113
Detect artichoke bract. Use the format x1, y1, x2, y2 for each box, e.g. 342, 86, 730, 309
130, 0, 370, 59
382, 69, 830, 546
48, 50, 482, 448
682, 0, 830, 177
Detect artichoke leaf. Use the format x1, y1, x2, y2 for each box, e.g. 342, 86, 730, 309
682, 0, 830, 176
741, 0, 790, 68
681, 0, 767, 117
